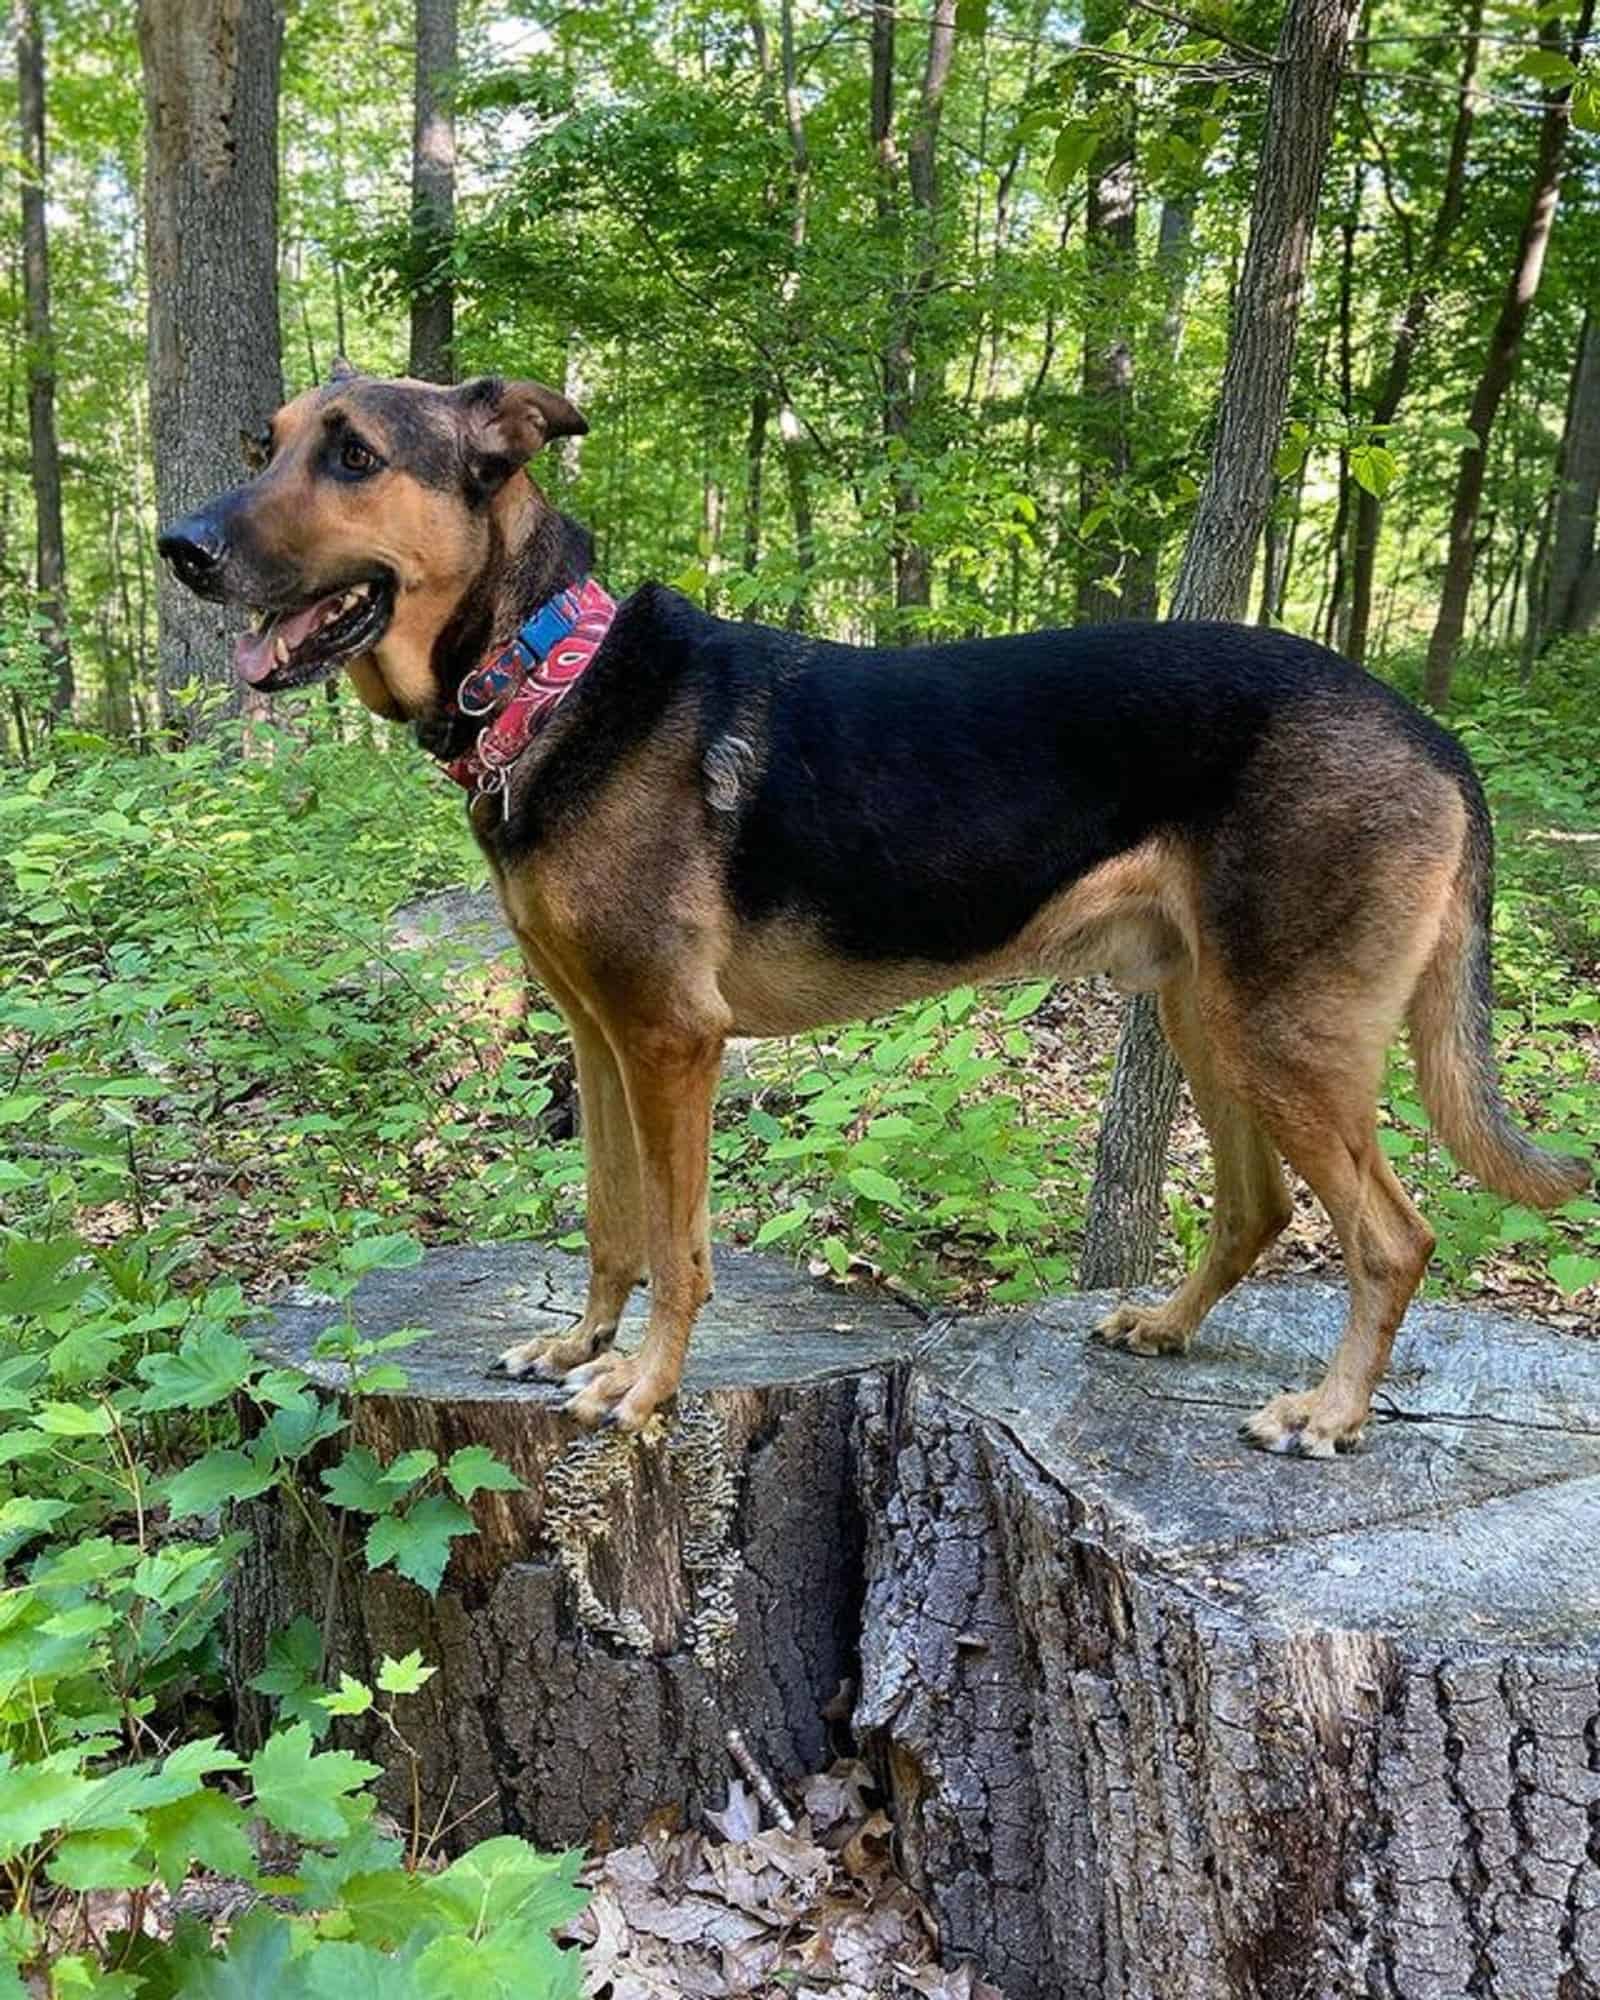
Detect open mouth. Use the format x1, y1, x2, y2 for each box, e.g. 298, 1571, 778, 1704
234, 575, 395, 691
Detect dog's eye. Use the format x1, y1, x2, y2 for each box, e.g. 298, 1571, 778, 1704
338, 436, 381, 477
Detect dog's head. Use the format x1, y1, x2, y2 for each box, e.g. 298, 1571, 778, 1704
157, 363, 585, 721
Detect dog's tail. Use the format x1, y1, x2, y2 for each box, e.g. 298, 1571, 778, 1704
1407, 772, 1589, 1209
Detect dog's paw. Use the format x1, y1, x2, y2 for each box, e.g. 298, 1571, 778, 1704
489, 1325, 615, 1383
1092, 1300, 1191, 1356
563, 1352, 678, 1432
1240, 1387, 1366, 1459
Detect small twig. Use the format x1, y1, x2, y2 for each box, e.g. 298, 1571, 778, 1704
725, 1727, 796, 1833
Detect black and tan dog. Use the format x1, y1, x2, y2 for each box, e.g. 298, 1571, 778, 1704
159, 366, 1589, 1456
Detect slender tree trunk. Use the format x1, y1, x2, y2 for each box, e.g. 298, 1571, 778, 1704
1075, 6, 1140, 628
1347, 0, 1483, 664
1322, 155, 1362, 650
876, 0, 957, 627
741, 388, 769, 620
140, 0, 285, 739
408, 0, 456, 383
1080, 0, 1361, 1291
1423, 0, 1592, 707
1537, 310, 1600, 644
14, 0, 71, 716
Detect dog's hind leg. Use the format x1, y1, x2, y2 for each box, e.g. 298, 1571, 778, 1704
493, 1012, 646, 1382
1240, 1100, 1434, 1458
1097, 975, 1292, 1356
564, 1019, 723, 1430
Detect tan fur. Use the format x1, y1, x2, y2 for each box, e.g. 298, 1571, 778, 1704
222, 383, 1582, 1456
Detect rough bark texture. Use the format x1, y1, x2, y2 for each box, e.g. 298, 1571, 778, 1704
237, 1242, 1600, 2000
408, 0, 456, 384
1079, 0, 1360, 1293
139, 0, 284, 738
14, 0, 71, 714
1423, 1, 1593, 709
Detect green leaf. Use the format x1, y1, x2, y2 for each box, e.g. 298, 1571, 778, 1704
847, 1167, 906, 1210
427, 1836, 588, 1937
47, 1827, 154, 1892
0, 1750, 96, 1862
1046, 119, 1100, 193
146, 1787, 257, 1893
380, 1448, 438, 1491
955, 0, 988, 32
321, 1447, 397, 1515
1348, 442, 1398, 499
1522, 46, 1578, 84
364, 1495, 475, 1594
137, 1324, 257, 1411
754, 1204, 812, 1247
1549, 1253, 1600, 1297
444, 1446, 524, 1502
342, 1233, 424, 1276
247, 1724, 380, 1843
33, 1399, 112, 1437
163, 1449, 275, 1521
375, 1652, 436, 1697
318, 1673, 373, 1718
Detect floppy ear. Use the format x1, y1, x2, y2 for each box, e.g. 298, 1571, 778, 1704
456, 377, 588, 497
328, 355, 360, 384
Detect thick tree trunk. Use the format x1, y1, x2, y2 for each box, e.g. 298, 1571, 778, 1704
139, 0, 284, 739
238, 1243, 1600, 2000
13, 0, 71, 716
1346, 0, 1482, 664
1538, 309, 1600, 644
408, 0, 456, 384
1423, 1, 1592, 709
1080, 0, 1360, 1291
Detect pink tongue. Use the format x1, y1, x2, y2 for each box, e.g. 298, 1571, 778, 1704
233, 594, 343, 685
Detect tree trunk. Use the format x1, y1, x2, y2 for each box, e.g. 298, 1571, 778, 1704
408, 0, 456, 384
237, 1242, 1600, 2000
13, 0, 71, 717
1423, 1, 1592, 708
876, 0, 957, 628
1080, 0, 1360, 1292
1538, 309, 1600, 644
1321, 155, 1362, 651
1074, 20, 1141, 629
1346, 0, 1482, 664
139, 0, 284, 740
740, 388, 768, 620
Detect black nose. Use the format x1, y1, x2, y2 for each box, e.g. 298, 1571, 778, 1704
157, 516, 228, 594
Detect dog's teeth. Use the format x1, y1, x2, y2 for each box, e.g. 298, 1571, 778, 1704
274, 635, 289, 664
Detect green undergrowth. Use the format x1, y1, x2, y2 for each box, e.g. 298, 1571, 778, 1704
0, 661, 1596, 1988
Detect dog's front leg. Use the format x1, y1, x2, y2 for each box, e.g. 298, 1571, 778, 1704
563, 1021, 722, 1430
494, 1014, 645, 1381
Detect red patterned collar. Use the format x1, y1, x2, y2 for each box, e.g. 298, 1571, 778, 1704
443, 576, 617, 804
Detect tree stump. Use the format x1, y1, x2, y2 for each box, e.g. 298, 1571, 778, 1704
232, 1246, 1600, 2000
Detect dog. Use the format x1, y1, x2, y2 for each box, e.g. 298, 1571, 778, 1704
158, 364, 1589, 1457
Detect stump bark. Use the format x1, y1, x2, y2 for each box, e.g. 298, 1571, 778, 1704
234, 1245, 1600, 2000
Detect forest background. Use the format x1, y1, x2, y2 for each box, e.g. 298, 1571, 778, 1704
0, 0, 1599, 1988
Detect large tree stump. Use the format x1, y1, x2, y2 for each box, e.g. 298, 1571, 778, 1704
233, 1246, 1600, 2000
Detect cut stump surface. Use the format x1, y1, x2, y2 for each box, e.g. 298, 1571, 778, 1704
233, 1244, 1600, 2000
